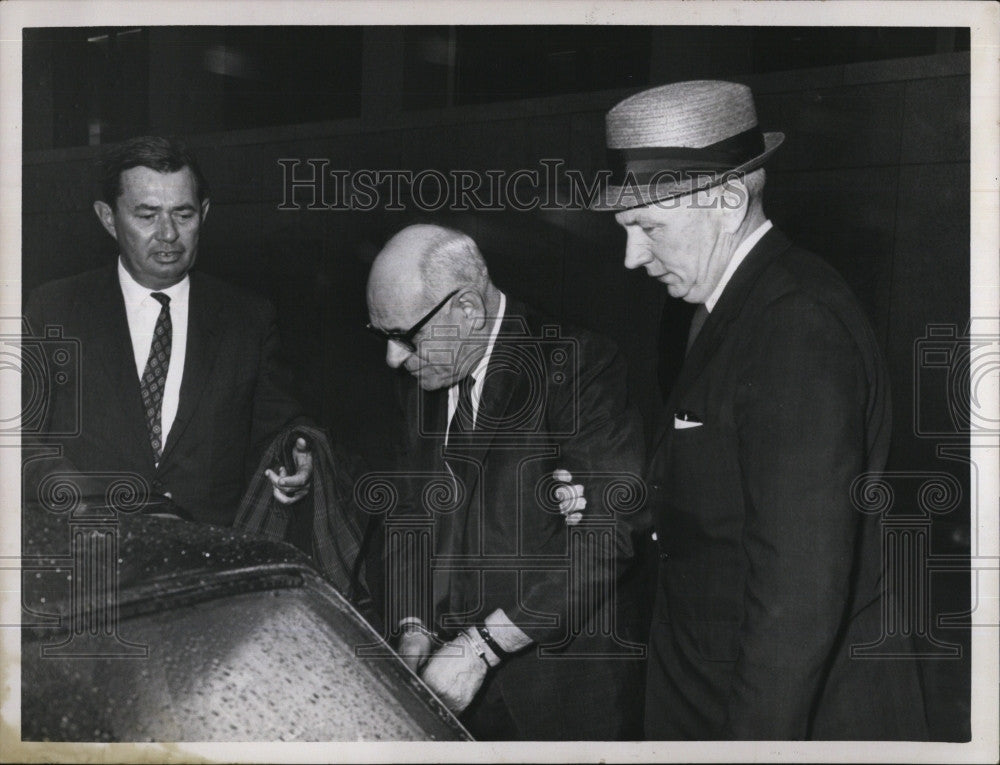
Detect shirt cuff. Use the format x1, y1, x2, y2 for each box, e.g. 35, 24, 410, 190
484, 608, 532, 653
398, 617, 431, 635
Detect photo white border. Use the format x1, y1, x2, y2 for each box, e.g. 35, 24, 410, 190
1, 2, 996, 762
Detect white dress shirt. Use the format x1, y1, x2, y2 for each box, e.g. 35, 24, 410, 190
117, 258, 189, 454
704, 219, 773, 312
445, 291, 506, 444
441, 289, 532, 651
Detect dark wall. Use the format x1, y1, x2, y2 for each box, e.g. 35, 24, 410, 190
21, 49, 971, 463
21, 45, 970, 740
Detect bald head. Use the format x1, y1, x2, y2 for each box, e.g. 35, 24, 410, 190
366, 224, 501, 390
369, 224, 490, 307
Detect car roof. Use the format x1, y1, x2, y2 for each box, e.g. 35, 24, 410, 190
23, 502, 315, 609
21, 502, 471, 741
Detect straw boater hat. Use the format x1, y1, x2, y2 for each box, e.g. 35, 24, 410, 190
593, 80, 784, 210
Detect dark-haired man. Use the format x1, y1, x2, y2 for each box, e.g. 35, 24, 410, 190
24, 136, 312, 525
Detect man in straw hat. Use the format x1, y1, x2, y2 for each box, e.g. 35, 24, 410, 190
596, 81, 928, 740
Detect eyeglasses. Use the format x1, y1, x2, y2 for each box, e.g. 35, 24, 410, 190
365, 288, 460, 353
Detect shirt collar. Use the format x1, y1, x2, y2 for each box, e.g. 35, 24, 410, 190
470, 291, 506, 383
704, 219, 773, 312
117, 257, 190, 306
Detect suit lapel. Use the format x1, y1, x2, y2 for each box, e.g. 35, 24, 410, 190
87, 266, 153, 464
158, 273, 222, 466
651, 227, 793, 453
451, 362, 517, 480
436, 308, 527, 574
443, 310, 525, 501
419, 386, 466, 576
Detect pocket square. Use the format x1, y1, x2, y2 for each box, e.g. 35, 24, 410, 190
674, 410, 703, 430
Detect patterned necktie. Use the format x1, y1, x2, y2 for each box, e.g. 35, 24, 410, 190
140, 292, 172, 462
686, 304, 709, 353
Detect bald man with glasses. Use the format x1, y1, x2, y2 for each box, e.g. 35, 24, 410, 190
366, 287, 459, 355
365, 224, 651, 740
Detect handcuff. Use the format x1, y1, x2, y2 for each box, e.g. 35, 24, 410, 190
461, 623, 513, 669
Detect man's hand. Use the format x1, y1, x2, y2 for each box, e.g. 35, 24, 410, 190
398, 626, 437, 674
420, 634, 489, 714
552, 468, 586, 525
264, 436, 313, 505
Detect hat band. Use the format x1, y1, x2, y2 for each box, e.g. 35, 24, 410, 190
607, 126, 765, 186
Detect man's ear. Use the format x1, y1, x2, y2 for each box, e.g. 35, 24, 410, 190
93, 200, 118, 240
718, 177, 750, 234
457, 290, 487, 331
200, 197, 210, 223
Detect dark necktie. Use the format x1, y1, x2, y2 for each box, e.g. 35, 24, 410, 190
444, 374, 476, 498
449, 373, 477, 436
140, 292, 172, 462
686, 304, 709, 353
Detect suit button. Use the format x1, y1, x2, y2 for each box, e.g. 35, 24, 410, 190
650, 482, 662, 492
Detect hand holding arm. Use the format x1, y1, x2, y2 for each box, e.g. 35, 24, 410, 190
552, 468, 586, 525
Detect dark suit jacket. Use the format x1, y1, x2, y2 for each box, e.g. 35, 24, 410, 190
644, 227, 928, 740
23, 265, 304, 526
394, 298, 650, 740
